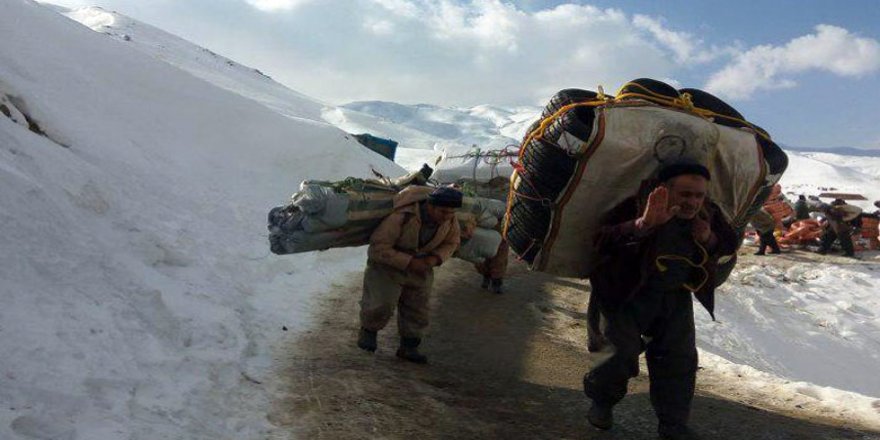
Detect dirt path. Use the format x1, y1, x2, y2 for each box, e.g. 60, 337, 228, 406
267, 249, 880, 439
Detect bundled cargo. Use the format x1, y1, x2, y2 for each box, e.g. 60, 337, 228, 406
431, 146, 518, 202
504, 78, 788, 279
268, 168, 506, 262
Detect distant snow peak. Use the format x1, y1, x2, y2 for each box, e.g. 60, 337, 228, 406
67, 6, 123, 31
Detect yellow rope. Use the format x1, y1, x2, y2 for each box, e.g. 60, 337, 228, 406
614, 81, 773, 142
654, 239, 710, 292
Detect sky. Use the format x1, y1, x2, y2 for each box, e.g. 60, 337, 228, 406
42, 0, 880, 150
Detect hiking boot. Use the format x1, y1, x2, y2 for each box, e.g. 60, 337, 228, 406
357, 328, 377, 352
396, 337, 428, 364
586, 401, 613, 430
658, 422, 701, 440
754, 250, 765, 256
481, 276, 491, 289
490, 278, 504, 294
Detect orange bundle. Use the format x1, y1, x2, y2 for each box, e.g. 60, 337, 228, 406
861, 217, 879, 238
861, 217, 880, 250
764, 200, 794, 222
779, 219, 822, 244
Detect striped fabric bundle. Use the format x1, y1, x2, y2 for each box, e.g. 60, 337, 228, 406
268, 176, 506, 257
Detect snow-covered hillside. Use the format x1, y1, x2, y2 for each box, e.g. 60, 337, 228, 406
324, 100, 539, 170
60, 5, 328, 123
2, 0, 879, 439
1, 1, 400, 439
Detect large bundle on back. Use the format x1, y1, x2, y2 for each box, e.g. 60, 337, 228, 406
268, 167, 506, 263
504, 78, 788, 280
431, 147, 518, 202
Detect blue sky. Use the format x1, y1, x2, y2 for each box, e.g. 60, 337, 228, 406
44, 0, 880, 149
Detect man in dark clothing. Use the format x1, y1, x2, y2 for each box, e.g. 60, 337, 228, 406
751, 208, 781, 255
794, 195, 810, 220
817, 199, 855, 257
584, 162, 739, 440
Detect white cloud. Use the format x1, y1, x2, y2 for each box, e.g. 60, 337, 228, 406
229, 0, 687, 105
706, 25, 880, 100
423, 0, 522, 52
244, 0, 312, 11
370, 0, 420, 18
632, 14, 720, 64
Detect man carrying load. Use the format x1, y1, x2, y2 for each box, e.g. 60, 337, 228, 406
584, 161, 738, 440
357, 186, 462, 364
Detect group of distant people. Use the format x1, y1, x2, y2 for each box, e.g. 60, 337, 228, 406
750, 188, 880, 259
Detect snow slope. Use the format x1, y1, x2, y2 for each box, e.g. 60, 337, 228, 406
0, 1, 400, 439
698, 260, 880, 397
781, 151, 880, 211
61, 5, 328, 124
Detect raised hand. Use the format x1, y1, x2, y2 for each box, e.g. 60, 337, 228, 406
641, 187, 680, 229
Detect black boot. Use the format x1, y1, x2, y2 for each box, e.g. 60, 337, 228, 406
396, 337, 428, 364
658, 422, 701, 440
357, 328, 377, 352
490, 278, 504, 294
586, 400, 613, 430
481, 275, 491, 289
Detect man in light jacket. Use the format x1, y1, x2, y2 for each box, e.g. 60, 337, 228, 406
357, 186, 462, 364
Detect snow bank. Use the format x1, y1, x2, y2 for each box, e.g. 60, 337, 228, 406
0, 1, 400, 438
697, 260, 880, 398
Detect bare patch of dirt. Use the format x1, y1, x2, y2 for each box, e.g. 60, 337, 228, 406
267, 249, 880, 439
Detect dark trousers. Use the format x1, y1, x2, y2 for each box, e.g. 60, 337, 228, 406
584, 290, 698, 426
757, 231, 781, 254
819, 222, 854, 256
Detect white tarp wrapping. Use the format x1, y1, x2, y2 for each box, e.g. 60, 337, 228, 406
431, 147, 517, 184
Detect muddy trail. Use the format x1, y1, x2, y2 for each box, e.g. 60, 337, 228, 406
268, 249, 880, 439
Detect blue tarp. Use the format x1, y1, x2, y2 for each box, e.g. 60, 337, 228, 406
353, 133, 398, 161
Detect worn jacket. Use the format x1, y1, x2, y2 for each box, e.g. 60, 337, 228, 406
367, 186, 461, 271
588, 196, 739, 319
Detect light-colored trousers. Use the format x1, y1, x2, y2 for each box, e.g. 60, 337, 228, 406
359, 261, 434, 339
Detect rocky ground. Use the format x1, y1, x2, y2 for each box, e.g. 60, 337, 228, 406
266, 247, 880, 439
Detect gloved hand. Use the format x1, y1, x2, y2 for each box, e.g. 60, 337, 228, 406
406, 257, 432, 275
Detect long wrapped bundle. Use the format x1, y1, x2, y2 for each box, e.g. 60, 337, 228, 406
269, 170, 506, 256
504, 78, 788, 279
